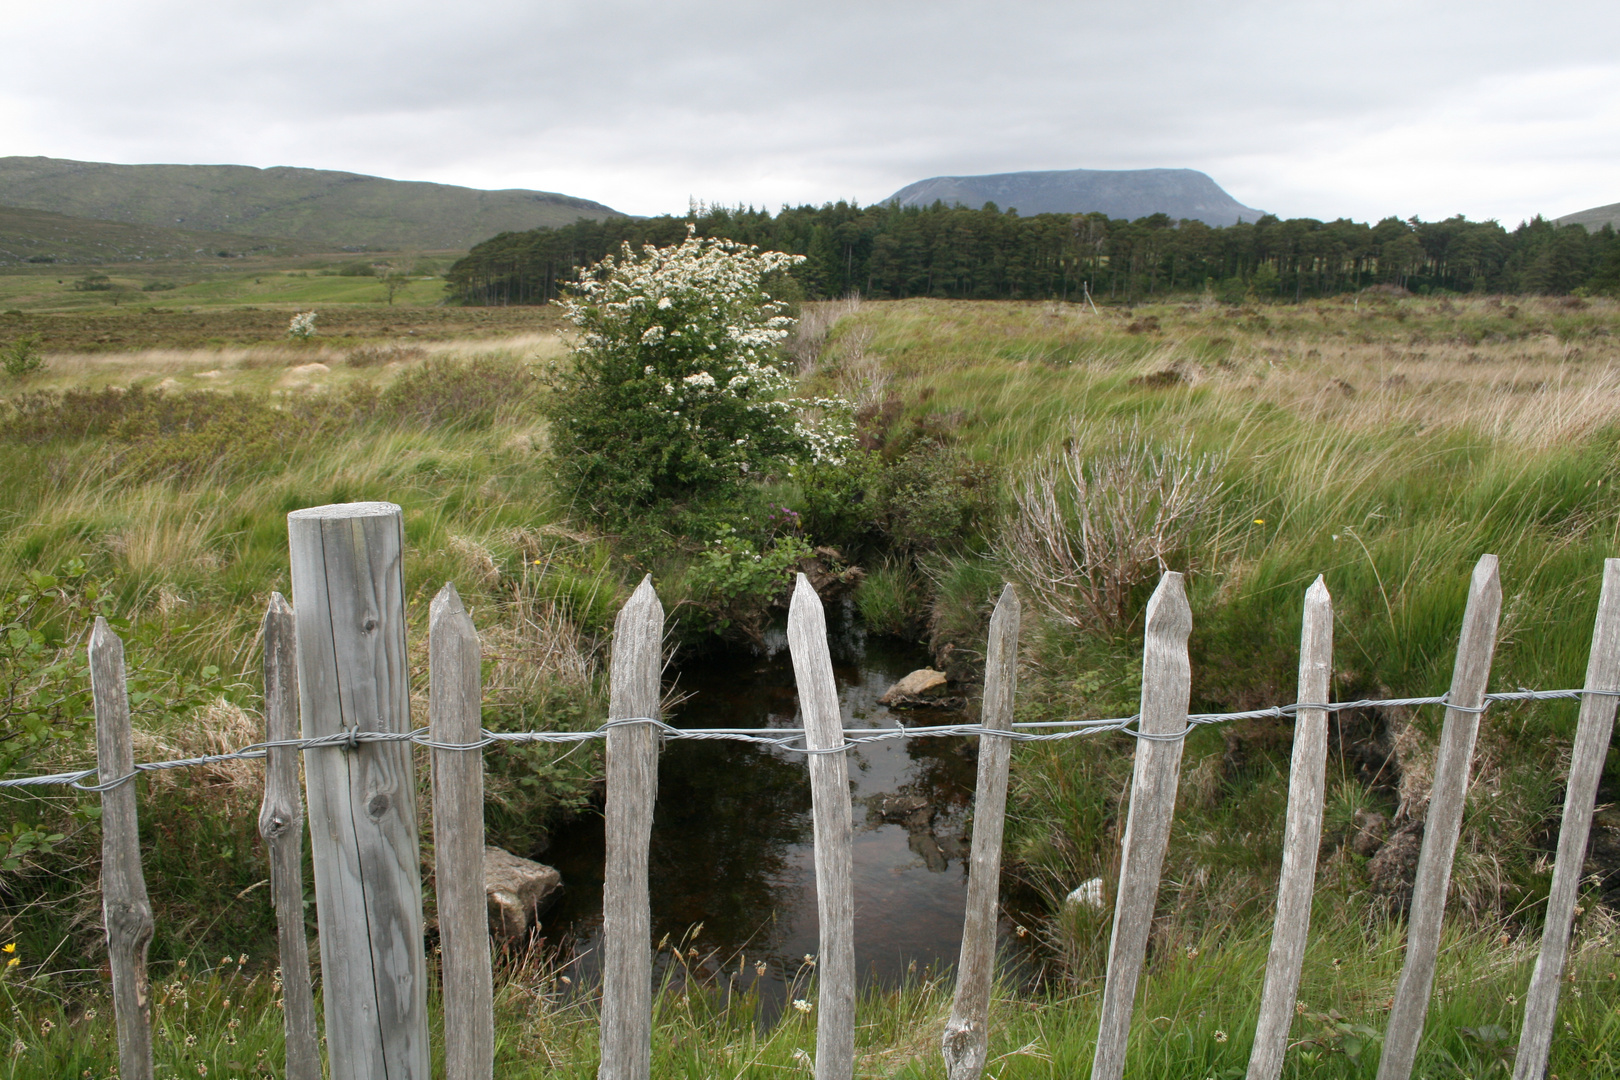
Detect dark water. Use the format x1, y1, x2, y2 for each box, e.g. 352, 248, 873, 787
539, 603, 1027, 1013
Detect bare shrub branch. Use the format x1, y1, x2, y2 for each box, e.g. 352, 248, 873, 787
998, 422, 1224, 630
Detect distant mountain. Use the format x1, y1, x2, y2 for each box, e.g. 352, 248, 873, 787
885, 167, 1265, 226
0, 157, 624, 252
1556, 202, 1620, 232
0, 204, 322, 266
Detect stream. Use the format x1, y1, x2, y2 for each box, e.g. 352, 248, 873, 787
539, 601, 1035, 1016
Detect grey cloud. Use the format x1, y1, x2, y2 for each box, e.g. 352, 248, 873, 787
3, 0, 1617, 222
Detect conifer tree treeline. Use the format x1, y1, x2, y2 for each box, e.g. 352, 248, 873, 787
445, 201, 1620, 305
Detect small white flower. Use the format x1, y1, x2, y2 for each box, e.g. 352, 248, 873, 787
657, 296, 673, 309
792, 999, 813, 1013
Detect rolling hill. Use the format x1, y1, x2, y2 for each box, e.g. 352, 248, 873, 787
885, 167, 1265, 226
0, 157, 624, 252
0, 204, 323, 266
1556, 201, 1620, 232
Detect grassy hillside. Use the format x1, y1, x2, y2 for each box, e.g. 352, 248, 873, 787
0, 156, 624, 251
2, 295, 1619, 1077
1560, 200, 1620, 233
0, 205, 323, 266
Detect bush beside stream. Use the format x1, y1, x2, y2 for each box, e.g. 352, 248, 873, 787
3, 292, 1620, 1076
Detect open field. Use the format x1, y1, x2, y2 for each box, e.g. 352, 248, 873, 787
3, 294, 1619, 1076
0, 251, 480, 317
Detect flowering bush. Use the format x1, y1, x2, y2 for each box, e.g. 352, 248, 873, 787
287, 311, 318, 340
547, 228, 852, 511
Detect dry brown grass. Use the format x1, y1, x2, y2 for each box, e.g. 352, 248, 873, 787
25, 331, 567, 394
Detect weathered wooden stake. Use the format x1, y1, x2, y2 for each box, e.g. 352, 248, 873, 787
1091, 572, 1193, 1080
91, 617, 155, 1080
430, 583, 494, 1080
1513, 558, 1620, 1080
788, 574, 855, 1080
257, 594, 319, 1080
287, 501, 429, 1080
599, 576, 663, 1080
1377, 554, 1502, 1080
942, 584, 1020, 1080
1247, 576, 1333, 1080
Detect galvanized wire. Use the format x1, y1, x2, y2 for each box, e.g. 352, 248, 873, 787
8, 686, 1616, 793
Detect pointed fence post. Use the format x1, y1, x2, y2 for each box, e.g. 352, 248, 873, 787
788, 574, 855, 1080
1247, 577, 1333, 1080
1513, 558, 1620, 1080
1091, 572, 1193, 1080
91, 617, 155, 1080
257, 594, 319, 1080
1377, 554, 1502, 1080
287, 501, 429, 1080
942, 584, 1020, 1080
430, 583, 494, 1080
599, 576, 663, 1080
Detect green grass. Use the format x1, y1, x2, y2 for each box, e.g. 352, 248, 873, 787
0, 260, 461, 314
3, 294, 1620, 1076
3, 923, 1615, 1077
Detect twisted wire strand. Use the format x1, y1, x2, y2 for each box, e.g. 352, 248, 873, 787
10, 686, 1617, 793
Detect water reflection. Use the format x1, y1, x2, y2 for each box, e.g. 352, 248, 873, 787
540, 604, 990, 1014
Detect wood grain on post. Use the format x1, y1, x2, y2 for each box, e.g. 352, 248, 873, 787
942, 584, 1021, 1080
90, 617, 155, 1080
1247, 576, 1333, 1080
1091, 572, 1193, 1080
1513, 558, 1620, 1080
599, 576, 663, 1080
287, 501, 429, 1080
788, 574, 856, 1080
1377, 554, 1502, 1080
430, 583, 494, 1080
256, 594, 319, 1080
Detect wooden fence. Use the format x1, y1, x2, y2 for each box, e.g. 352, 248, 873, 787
79, 502, 1618, 1080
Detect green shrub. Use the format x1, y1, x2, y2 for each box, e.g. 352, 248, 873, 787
376, 357, 537, 431
790, 450, 881, 550
681, 522, 812, 641
854, 558, 923, 637
875, 444, 998, 554
0, 562, 103, 779
2, 333, 44, 377
544, 229, 850, 515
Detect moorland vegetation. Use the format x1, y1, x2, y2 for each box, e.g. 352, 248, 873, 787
1, 242, 1619, 1076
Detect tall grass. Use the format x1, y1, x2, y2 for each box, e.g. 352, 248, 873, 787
3, 296, 1619, 1075
4, 919, 1615, 1077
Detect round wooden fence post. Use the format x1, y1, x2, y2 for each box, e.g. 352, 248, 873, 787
287, 501, 429, 1080
1377, 554, 1502, 1080
91, 618, 155, 1080
1090, 572, 1193, 1080
257, 593, 320, 1080
788, 574, 856, 1080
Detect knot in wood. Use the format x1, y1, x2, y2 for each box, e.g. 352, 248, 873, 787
366, 792, 391, 820
260, 811, 291, 840
361, 616, 378, 634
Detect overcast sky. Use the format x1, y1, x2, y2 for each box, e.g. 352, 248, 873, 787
3, 0, 1617, 224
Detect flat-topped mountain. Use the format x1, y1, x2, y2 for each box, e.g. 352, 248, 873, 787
1556, 202, 1620, 232
0, 157, 624, 251
886, 167, 1265, 226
